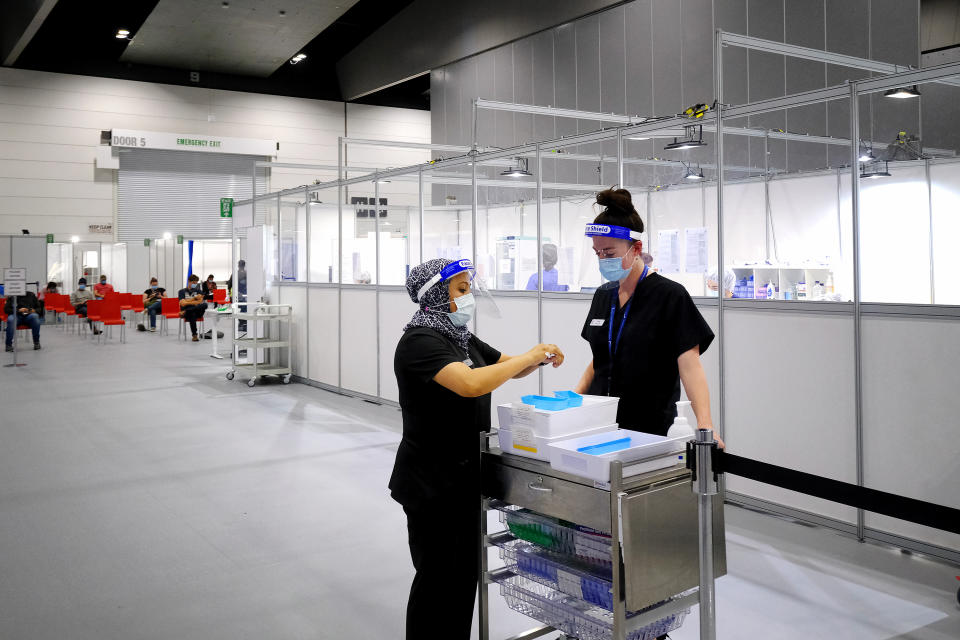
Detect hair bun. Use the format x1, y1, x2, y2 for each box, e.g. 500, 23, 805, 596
596, 187, 634, 215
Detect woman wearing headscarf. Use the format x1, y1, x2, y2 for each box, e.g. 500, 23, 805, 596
390, 257, 565, 639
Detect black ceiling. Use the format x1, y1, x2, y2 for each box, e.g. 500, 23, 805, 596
10, 0, 428, 110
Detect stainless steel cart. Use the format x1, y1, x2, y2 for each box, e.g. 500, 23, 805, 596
226, 303, 292, 387
480, 435, 726, 640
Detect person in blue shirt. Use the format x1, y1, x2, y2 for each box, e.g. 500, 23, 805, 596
524, 243, 568, 291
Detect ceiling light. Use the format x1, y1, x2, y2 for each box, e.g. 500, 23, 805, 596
71, 236, 79, 243
884, 86, 921, 99
501, 157, 532, 177
290, 53, 307, 65
664, 125, 707, 151
628, 136, 651, 141
860, 160, 891, 180
375, 179, 391, 184
115, 29, 130, 39
683, 162, 705, 180
163, 232, 172, 240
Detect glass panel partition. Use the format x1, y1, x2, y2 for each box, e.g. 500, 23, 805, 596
47, 243, 73, 291
279, 191, 306, 282
857, 76, 960, 304
342, 178, 379, 285
422, 162, 473, 265
307, 185, 340, 284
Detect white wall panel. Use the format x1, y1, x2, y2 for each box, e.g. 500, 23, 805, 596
696, 305, 720, 427
126, 243, 150, 292
475, 296, 540, 425
11, 237, 47, 285
308, 287, 340, 386
378, 289, 416, 403
540, 297, 594, 393
0, 237, 10, 268
276, 286, 308, 378
339, 288, 378, 396
861, 314, 960, 551
723, 308, 857, 523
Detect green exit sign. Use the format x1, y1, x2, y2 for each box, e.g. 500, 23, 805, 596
46, 233, 54, 243
176, 235, 184, 244
220, 197, 233, 218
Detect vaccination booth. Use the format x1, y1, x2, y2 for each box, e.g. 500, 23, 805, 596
233, 42, 960, 583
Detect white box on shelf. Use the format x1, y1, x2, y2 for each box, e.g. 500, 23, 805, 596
498, 423, 618, 461
547, 429, 688, 486
496, 395, 619, 438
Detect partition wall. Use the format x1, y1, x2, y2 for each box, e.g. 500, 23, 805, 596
236, 39, 960, 562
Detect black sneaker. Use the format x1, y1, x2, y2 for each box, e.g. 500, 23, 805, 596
4, 344, 12, 352
92, 329, 102, 335
33, 342, 41, 350
137, 323, 146, 332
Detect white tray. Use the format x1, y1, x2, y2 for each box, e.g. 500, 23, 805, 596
497, 394, 619, 438
547, 429, 688, 486
498, 423, 618, 461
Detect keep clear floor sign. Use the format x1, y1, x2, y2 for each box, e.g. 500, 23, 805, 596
3, 267, 28, 368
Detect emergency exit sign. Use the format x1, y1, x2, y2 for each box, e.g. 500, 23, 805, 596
220, 198, 233, 218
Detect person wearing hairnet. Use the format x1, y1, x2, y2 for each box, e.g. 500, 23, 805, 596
525, 243, 568, 291
706, 267, 735, 298
390, 257, 565, 639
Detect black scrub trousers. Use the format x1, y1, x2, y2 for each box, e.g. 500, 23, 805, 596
582, 273, 714, 435
390, 327, 502, 640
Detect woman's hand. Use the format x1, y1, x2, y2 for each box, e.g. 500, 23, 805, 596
525, 343, 564, 368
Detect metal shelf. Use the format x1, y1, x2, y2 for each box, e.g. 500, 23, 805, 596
232, 339, 289, 348
232, 364, 290, 375
233, 312, 286, 320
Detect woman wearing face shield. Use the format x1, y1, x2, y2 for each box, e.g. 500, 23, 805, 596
390, 257, 564, 640
574, 188, 723, 447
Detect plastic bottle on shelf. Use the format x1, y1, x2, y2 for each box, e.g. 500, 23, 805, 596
747, 274, 755, 299
826, 274, 835, 297
814, 281, 825, 300
668, 401, 696, 439
766, 282, 776, 300
797, 280, 807, 299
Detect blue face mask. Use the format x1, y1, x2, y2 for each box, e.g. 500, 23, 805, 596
78, 284, 86, 290
446, 293, 475, 327
598, 249, 636, 282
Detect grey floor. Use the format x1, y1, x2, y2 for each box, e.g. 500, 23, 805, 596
0, 323, 957, 640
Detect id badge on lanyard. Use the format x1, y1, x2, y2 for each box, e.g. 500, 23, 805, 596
606, 265, 648, 395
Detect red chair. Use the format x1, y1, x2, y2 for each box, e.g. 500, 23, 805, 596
160, 297, 181, 336
97, 299, 125, 343
85, 299, 104, 337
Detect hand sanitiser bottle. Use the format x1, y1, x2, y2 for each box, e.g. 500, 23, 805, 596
668, 400, 697, 439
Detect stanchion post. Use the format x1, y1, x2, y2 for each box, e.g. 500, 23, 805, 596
692, 428, 719, 640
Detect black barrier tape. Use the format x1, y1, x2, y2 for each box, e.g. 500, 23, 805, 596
715, 451, 960, 536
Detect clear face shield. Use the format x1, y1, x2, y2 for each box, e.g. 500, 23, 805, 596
417, 258, 503, 319
578, 223, 644, 289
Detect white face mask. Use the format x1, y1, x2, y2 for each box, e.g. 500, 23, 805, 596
446, 293, 475, 327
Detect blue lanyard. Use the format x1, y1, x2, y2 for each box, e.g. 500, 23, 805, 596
607, 265, 649, 361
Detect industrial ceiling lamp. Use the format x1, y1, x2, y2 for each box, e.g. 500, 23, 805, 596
664, 125, 706, 151
682, 161, 704, 181
883, 85, 921, 99
290, 53, 307, 65
860, 159, 891, 179
501, 157, 532, 177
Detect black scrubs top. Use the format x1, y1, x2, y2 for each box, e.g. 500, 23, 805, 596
581, 273, 714, 436
389, 327, 502, 509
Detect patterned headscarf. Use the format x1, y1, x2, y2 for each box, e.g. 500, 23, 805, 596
404, 258, 471, 352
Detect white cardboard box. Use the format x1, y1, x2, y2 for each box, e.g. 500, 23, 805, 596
498, 423, 618, 461
496, 394, 619, 437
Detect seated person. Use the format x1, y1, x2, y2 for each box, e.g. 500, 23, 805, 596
201, 274, 218, 301
178, 274, 207, 342
4, 290, 43, 351
524, 243, 569, 292
93, 275, 114, 299
70, 278, 100, 335
138, 277, 166, 332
